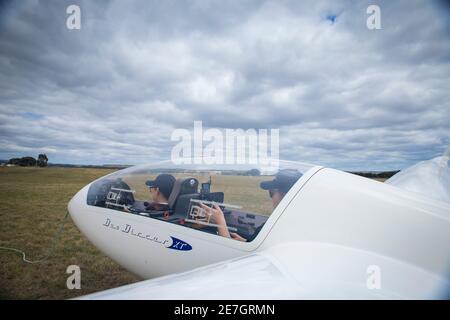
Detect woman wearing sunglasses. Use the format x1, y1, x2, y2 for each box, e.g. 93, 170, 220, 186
201, 169, 302, 242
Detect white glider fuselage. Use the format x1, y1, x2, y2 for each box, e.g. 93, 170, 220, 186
68, 160, 450, 299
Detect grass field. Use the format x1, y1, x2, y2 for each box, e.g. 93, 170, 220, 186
0, 167, 140, 299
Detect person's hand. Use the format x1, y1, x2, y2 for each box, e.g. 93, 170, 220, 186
199, 203, 225, 224
230, 232, 247, 242
199, 203, 230, 238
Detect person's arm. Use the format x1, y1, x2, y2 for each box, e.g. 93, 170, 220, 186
230, 232, 247, 242
199, 203, 230, 238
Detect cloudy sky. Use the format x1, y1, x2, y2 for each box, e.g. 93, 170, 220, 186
0, 0, 449, 170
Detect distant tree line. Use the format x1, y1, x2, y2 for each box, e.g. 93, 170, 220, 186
8, 154, 48, 167
220, 169, 262, 176
246, 169, 261, 176
347, 170, 400, 179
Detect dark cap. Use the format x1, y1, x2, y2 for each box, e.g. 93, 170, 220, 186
145, 174, 176, 199
260, 169, 302, 194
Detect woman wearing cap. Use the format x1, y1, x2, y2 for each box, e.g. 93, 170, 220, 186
138, 174, 176, 218
145, 174, 175, 204
200, 169, 302, 242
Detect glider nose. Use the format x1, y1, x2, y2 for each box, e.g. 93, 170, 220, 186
68, 184, 90, 224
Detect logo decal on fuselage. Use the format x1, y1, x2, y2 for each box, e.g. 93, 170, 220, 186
101, 217, 192, 251
167, 236, 192, 251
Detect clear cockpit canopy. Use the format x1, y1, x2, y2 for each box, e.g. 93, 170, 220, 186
86, 159, 318, 242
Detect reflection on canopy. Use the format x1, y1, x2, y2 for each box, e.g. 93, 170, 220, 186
86, 159, 316, 242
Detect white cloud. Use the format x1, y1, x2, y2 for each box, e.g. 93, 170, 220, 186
0, 0, 449, 170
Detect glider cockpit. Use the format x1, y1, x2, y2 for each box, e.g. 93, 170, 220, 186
85, 161, 313, 242
88, 174, 268, 242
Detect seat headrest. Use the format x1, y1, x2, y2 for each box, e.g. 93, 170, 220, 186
168, 178, 199, 208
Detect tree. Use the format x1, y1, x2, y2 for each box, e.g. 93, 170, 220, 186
7, 158, 21, 166
8, 157, 37, 166
37, 154, 48, 167
246, 169, 261, 176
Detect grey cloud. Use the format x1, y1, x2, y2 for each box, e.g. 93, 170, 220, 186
0, 0, 449, 170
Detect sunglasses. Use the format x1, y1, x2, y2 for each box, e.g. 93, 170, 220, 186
269, 189, 278, 198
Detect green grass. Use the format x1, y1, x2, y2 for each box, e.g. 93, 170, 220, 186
0, 167, 140, 299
